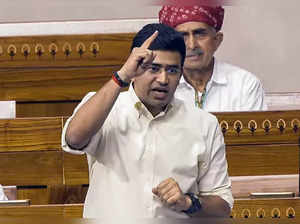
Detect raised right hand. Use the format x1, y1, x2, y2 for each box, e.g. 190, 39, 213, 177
117, 30, 159, 82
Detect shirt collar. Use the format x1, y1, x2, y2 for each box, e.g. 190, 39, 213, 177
179, 58, 227, 88
128, 83, 174, 119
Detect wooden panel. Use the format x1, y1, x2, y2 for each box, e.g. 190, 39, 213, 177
17, 187, 49, 205
0, 33, 134, 68
16, 101, 78, 117
231, 175, 299, 198
60, 185, 87, 204
227, 144, 299, 176
0, 151, 63, 185
232, 198, 300, 218
16, 111, 298, 145
47, 185, 87, 204
61, 110, 300, 146
63, 152, 89, 185
0, 204, 83, 218
0, 117, 62, 152
16, 185, 87, 205
16, 185, 88, 205
213, 110, 300, 145
0, 205, 63, 216
63, 204, 84, 218
0, 66, 121, 102
0, 200, 299, 219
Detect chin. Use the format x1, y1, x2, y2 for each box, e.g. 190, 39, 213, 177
184, 64, 202, 70
184, 61, 209, 71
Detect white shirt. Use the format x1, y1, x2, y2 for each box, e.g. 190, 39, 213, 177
175, 60, 268, 112
62, 86, 233, 218
0, 185, 7, 201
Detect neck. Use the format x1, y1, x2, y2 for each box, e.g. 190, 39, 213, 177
183, 60, 214, 92
147, 105, 167, 117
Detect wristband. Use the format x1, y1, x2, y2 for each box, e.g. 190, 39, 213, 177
112, 71, 130, 88
182, 192, 202, 214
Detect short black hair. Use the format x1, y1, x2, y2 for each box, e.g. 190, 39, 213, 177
131, 23, 186, 66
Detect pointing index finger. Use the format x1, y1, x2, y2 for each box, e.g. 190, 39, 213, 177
141, 30, 159, 49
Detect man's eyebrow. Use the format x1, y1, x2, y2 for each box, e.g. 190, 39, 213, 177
179, 28, 208, 35
192, 28, 208, 33
166, 64, 180, 68
178, 31, 188, 35
151, 63, 180, 68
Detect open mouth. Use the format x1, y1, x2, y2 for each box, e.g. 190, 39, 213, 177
152, 88, 168, 93
152, 88, 169, 99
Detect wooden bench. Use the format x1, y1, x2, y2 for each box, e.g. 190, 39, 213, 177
0, 34, 134, 117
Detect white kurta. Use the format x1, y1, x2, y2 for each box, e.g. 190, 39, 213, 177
175, 60, 268, 112
62, 86, 233, 218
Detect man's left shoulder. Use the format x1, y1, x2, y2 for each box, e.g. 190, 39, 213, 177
218, 61, 261, 83
219, 61, 253, 76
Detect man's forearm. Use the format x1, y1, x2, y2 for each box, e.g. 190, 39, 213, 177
190, 195, 231, 218
66, 78, 122, 149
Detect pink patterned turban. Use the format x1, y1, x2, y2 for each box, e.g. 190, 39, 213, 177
159, 5, 225, 31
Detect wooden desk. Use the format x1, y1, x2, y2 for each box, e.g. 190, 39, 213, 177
0, 204, 83, 217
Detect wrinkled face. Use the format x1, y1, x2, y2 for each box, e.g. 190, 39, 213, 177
133, 50, 182, 116
175, 21, 223, 72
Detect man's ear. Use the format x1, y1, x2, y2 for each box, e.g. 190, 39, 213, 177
214, 32, 223, 50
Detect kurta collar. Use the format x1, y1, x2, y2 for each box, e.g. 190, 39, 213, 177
128, 83, 174, 119
179, 58, 228, 89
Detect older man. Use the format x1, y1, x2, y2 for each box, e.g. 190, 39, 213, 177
62, 23, 232, 218
159, 5, 267, 111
